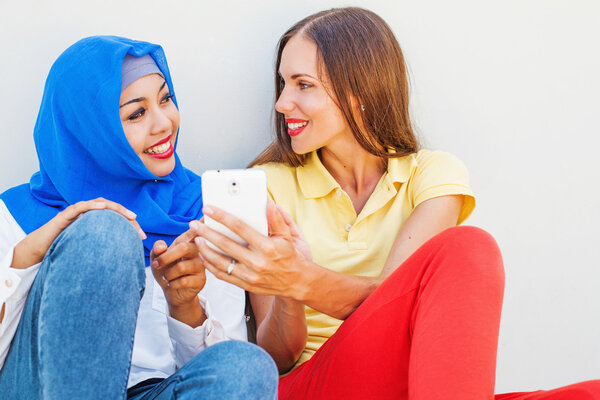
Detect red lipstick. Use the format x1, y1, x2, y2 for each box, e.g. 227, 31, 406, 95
285, 118, 308, 137
145, 135, 174, 159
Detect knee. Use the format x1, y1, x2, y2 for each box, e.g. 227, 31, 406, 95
182, 341, 278, 397
65, 209, 141, 250
563, 380, 600, 400
47, 209, 145, 288
430, 226, 505, 286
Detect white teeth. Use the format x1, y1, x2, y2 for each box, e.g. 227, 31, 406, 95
287, 121, 308, 130
146, 140, 171, 154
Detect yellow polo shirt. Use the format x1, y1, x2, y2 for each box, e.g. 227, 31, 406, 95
257, 149, 475, 367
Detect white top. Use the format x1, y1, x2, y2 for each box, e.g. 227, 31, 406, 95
0, 200, 247, 388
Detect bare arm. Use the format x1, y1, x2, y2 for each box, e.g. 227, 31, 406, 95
250, 293, 307, 373
380, 195, 464, 278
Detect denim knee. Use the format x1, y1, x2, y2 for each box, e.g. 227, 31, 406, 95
45, 209, 145, 294
178, 341, 278, 399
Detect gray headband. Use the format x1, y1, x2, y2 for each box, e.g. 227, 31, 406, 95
121, 53, 163, 91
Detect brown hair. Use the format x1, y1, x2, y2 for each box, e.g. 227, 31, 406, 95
250, 7, 419, 167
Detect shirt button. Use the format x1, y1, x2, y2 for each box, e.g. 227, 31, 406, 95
336, 189, 342, 197
5, 279, 13, 288
345, 224, 352, 232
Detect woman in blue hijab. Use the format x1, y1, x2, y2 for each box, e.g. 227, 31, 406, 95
0, 36, 277, 399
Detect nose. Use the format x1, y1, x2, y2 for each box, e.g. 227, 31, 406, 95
275, 86, 294, 115
150, 107, 175, 136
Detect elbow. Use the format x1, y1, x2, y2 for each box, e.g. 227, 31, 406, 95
276, 337, 306, 374
258, 327, 307, 375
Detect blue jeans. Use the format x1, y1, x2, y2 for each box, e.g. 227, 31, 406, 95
0, 210, 278, 399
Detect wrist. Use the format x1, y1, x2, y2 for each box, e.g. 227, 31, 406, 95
12, 237, 44, 270
292, 259, 322, 303
168, 297, 207, 328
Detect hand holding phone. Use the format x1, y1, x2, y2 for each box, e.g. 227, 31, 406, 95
201, 169, 268, 253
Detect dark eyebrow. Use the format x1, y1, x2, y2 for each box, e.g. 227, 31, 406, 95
119, 80, 168, 108
119, 97, 144, 108
278, 72, 318, 80
291, 73, 317, 80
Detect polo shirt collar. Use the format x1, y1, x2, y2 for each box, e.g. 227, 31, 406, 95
297, 152, 339, 199
297, 150, 417, 199
386, 151, 416, 185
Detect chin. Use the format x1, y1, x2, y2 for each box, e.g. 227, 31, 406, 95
291, 140, 317, 155
148, 159, 176, 177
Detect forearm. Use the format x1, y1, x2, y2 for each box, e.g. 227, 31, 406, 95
256, 295, 307, 374
11, 236, 46, 270
299, 261, 381, 320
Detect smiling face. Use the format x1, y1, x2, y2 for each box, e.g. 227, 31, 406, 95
275, 35, 353, 155
119, 73, 179, 177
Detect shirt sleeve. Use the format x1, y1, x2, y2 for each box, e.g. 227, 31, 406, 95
410, 150, 476, 224
0, 201, 41, 368
166, 294, 228, 368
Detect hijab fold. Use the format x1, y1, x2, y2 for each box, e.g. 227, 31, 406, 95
0, 36, 203, 264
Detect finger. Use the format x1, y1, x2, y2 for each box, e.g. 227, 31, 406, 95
151, 240, 169, 264
193, 221, 256, 264
59, 199, 145, 239
267, 201, 291, 238
171, 225, 199, 247
154, 242, 198, 270
58, 200, 107, 223
201, 206, 281, 257
202, 257, 251, 291
275, 204, 305, 239
94, 199, 146, 239
202, 206, 268, 247
150, 263, 170, 290
163, 258, 204, 282
92, 198, 137, 220
167, 273, 206, 291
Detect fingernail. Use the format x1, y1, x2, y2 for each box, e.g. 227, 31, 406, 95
126, 210, 137, 219
151, 260, 159, 268
139, 229, 147, 240
203, 206, 214, 216
189, 220, 199, 231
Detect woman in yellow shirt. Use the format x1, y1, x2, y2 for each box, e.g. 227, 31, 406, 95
195, 7, 600, 400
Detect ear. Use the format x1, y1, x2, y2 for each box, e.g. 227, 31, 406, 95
348, 93, 366, 127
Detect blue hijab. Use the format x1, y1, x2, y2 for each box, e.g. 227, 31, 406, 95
0, 36, 203, 264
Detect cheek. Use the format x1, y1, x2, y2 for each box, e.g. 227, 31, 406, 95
168, 105, 180, 131
121, 124, 147, 154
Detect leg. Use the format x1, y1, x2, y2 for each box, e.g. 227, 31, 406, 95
0, 210, 146, 399
495, 380, 600, 400
279, 226, 505, 400
127, 341, 278, 400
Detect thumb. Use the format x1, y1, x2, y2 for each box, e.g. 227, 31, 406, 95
267, 201, 290, 238
150, 240, 168, 264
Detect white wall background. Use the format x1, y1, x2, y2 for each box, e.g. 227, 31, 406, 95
1, 0, 598, 392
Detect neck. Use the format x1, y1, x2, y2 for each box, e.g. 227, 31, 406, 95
319, 142, 385, 214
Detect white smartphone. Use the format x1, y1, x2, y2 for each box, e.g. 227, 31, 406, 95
201, 169, 268, 253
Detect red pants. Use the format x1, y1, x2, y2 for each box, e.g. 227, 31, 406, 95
279, 226, 600, 399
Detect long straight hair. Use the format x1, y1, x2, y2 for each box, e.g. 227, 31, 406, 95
250, 7, 419, 167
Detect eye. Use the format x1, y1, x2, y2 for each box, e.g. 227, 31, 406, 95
128, 108, 146, 121
299, 82, 312, 90
161, 93, 174, 103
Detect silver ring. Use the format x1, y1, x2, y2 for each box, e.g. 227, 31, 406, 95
227, 259, 236, 275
